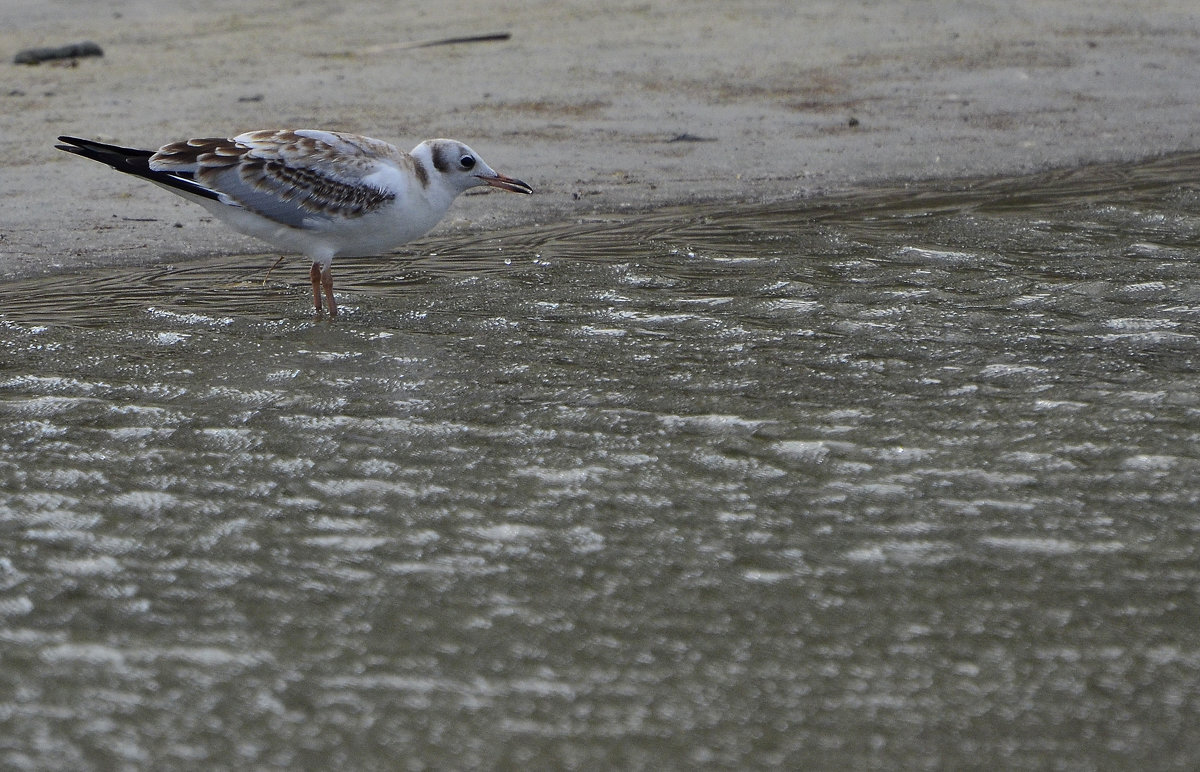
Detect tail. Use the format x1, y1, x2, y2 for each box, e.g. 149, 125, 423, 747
56, 135, 220, 203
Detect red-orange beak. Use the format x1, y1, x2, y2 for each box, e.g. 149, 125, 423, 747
478, 172, 533, 194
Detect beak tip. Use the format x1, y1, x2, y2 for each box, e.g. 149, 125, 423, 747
481, 174, 534, 195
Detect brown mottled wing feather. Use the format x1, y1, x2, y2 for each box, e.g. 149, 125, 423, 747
149, 130, 400, 227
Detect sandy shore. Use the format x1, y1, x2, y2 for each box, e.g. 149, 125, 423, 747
3, 0, 1200, 280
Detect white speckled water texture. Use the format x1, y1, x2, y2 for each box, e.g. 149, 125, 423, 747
3, 155, 1200, 768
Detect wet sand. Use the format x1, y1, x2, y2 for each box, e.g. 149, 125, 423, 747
3, 0, 1200, 280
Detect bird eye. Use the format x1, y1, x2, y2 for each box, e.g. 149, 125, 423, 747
460, 155, 476, 169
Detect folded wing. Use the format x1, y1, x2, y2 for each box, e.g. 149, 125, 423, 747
149, 130, 401, 228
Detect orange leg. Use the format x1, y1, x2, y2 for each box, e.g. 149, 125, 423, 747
321, 264, 337, 318
310, 262, 324, 315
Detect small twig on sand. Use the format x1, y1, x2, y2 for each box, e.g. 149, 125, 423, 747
323, 32, 512, 57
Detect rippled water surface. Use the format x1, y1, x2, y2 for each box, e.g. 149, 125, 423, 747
4, 154, 1200, 769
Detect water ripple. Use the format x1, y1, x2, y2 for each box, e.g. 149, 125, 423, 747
2, 152, 1200, 768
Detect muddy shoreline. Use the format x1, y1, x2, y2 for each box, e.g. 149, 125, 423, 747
3, 0, 1199, 280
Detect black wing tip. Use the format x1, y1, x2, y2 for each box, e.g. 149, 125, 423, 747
56, 140, 92, 156
54, 135, 154, 171
55, 134, 221, 203
55, 136, 90, 155
54, 135, 156, 159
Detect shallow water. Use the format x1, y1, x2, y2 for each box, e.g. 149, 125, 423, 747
3, 153, 1200, 769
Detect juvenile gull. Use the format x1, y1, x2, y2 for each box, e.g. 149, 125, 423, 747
56, 130, 533, 317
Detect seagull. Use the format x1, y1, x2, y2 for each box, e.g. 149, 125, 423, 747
56, 130, 533, 317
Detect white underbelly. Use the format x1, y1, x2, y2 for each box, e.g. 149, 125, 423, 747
198, 200, 443, 262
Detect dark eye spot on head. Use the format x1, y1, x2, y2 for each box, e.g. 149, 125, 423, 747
431, 145, 451, 173
460, 155, 476, 170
